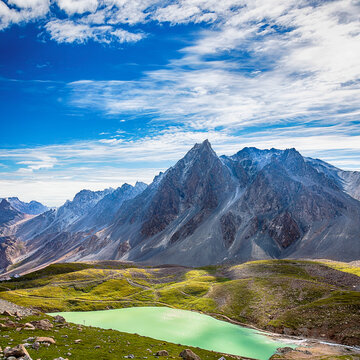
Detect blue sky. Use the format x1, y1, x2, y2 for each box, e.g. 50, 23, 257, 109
0, 0, 360, 206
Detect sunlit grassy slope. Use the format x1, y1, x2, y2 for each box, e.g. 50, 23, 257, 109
316, 260, 360, 277
1, 260, 359, 346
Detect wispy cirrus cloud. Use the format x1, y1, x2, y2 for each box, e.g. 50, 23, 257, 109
45, 19, 144, 44
55, 0, 99, 15
0, 0, 235, 43
0, 0, 49, 29
67, 0, 360, 133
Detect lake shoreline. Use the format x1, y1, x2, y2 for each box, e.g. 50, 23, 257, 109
51, 306, 299, 360
50, 305, 360, 360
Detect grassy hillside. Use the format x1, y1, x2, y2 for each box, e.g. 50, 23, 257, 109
0, 260, 359, 346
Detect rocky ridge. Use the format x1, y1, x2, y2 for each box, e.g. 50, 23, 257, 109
0, 141, 360, 273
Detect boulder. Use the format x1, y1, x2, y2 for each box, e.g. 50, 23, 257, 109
24, 323, 35, 330
5, 320, 17, 328
35, 336, 56, 344
155, 350, 169, 356
32, 341, 40, 350
54, 315, 66, 324
277, 347, 294, 354
2, 310, 13, 316
179, 349, 201, 360
4, 344, 32, 359
31, 319, 53, 330
24, 337, 36, 342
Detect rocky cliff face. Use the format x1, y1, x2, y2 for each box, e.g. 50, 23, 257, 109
140, 140, 234, 238
1, 141, 360, 273
0, 236, 25, 271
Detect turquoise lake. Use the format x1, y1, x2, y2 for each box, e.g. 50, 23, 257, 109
52, 307, 296, 360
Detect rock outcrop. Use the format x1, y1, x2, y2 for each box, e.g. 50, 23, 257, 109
179, 349, 201, 360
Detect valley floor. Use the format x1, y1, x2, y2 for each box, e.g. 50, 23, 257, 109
0, 259, 359, 359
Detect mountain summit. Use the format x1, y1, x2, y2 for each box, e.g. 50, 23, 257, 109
0, 197, 48, 216
1, 141, 360, 273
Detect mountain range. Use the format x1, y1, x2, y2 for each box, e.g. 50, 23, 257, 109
1, 140, 360, 274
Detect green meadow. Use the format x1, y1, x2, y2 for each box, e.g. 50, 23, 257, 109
1, 259, 359, 346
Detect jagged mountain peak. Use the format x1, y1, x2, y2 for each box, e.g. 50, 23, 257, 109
169, 139, 220, 182
136, 140, 234, 239
0, 199, 11, 209
110, 183, 146, 198
56, 187, 115, 223
117, 182, 147, 194
281, 147, 304, 162
230, 146, 284, 161
194, 138, 212, 150
0, 199, 25, 227
151, 172, 164, 187
72, 187, 114, 201
119, 183, 132, 191
183, 139, 217, 162
63, 181, 148, 232
135, 181, 147, 190
0, 197, 48, 215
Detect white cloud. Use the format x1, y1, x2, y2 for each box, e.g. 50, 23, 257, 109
153, 3, 212, 24
106, 0, 155, 25
8, 0, 48, 9
17, 156, 58, 171
0, 0, 49, 29
45, 20, 93, 43
152, 0, 243, 24
45, 19, 144, 44
67, 0, 360, 133
4, 0, 356, 52
55, 0, 99, 15
111, 28, 144, 43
